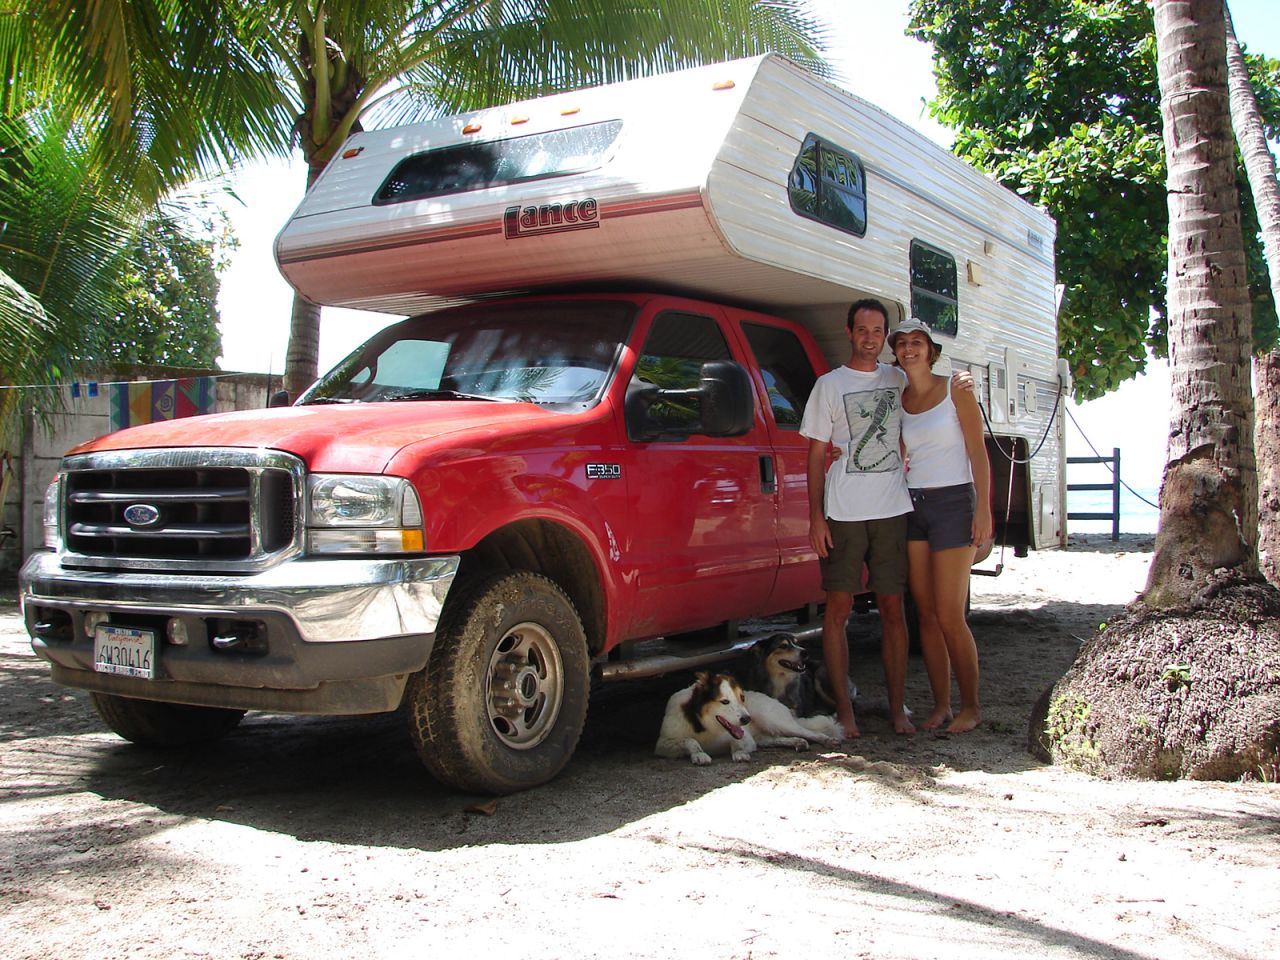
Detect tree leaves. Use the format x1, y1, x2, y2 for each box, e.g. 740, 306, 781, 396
909, 0, 1279, 399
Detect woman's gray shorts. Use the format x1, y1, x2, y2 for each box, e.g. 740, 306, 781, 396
906, 483, 977, 551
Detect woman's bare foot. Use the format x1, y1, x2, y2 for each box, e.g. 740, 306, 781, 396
945, 707, 981, 733
921, 707, 953, 731
892, 710, 916, 735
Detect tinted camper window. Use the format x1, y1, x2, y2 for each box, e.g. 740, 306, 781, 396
909, 240, 959, 336
374, 120, 623, 204
787, 134, 867, 237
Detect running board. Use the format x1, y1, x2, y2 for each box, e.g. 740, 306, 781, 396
970, 563, 1004, 578
595, 623, 824, 682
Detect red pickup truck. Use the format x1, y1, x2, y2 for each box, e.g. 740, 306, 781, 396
21, 55, 1064, 795
22, 292, 830, 793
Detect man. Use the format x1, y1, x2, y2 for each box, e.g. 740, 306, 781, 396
800, 298, 961, 738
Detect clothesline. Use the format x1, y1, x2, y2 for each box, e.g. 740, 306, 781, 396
0, 371, 268, 391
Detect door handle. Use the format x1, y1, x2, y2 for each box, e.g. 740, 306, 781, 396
759, 455, 776, 494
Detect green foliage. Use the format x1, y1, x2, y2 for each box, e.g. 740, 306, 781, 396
1045, 693, 1100, 771
0, 107, 230, 433
908, 0, 1280, 399
101, 204, 233, 368
1161, 662, 1192, 691
0, 113, 136, 382
0, 0, 295, 202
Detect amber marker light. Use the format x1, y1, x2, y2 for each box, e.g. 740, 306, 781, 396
341, 146, 364, 159
712, 79, 736, 91
560, 106, 581, 116
462, 121, 482, 134
510, 115, 529, 125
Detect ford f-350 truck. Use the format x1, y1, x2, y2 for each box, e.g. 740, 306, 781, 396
21, 55, 1064, 794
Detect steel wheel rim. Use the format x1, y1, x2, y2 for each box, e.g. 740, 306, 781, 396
485, 621, 563, 749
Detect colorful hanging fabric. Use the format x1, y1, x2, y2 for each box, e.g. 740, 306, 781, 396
109, 378, 216, 432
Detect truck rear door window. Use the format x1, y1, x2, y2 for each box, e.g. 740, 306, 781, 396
788, 133, 867, 237
741, 322, 815, 429
374, 120, 623, 205
909, 240, 959, 336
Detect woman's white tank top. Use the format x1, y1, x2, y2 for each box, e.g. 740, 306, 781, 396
901, 379, 974, 489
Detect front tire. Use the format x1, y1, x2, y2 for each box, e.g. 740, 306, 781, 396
90, 693, 245, 746
406, 571, 589, 795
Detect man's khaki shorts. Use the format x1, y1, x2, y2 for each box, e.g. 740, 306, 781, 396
819, 514, 908, 596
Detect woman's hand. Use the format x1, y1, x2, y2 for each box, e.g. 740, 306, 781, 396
972, 505, 994, 547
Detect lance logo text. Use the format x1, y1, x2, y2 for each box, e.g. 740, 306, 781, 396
504, 199, 600, 239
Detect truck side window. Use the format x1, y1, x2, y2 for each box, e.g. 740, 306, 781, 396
634, 312, 733, 431
787, 133, 867, 237
910, 239, 959, 336
741, 322, 815, 429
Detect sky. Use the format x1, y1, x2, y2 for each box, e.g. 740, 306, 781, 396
213, 0, 1280, 529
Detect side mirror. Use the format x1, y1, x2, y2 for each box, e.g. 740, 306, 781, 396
268, 390, 291, 408
625, 360, 755, 441
697, 361, 754, 437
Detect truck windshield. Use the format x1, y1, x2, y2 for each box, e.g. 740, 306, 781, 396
300, 301, 635, 410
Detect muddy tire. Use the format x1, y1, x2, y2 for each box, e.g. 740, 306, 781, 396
90, 693, 245, 746
406, 571, 589, 795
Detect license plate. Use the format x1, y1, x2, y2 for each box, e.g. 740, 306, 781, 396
93, 625, 156, 680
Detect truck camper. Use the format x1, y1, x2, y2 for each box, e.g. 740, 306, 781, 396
22, 54, 1067, 794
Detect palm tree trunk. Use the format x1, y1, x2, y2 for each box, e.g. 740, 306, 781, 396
282, 157, 329, 399
1223, 5, 1280, 586
1144, 0, 1258, 608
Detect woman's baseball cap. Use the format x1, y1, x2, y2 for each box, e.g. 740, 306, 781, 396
888, 317, 941, 352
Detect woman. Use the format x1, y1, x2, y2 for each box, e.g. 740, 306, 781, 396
889, 318, 992, 733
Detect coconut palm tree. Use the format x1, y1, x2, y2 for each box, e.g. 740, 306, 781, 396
1144, 0, 1259, 606
1223, 5, 1280, 585
2, 1, 829, 397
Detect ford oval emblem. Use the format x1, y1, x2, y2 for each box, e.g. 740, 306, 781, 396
123, 503, 162, 528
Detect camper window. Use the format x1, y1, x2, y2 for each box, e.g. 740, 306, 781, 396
909, 240, 959, 336
374, 120, 623, 205
741, 322, 815, 429
787, 134, 867, 237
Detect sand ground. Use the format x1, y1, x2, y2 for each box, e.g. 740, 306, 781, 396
2, 534, 1277, 959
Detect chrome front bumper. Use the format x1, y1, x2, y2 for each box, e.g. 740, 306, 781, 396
22, 551, 459, 642
19, 551, 460, 714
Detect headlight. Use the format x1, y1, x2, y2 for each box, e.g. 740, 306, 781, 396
42, 474, 61, 549
306, 475, 425, 555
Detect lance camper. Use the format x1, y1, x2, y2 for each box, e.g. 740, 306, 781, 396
277, 53, 1066, 549
23, 55, 1066, 794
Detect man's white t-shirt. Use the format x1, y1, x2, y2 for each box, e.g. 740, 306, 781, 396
799, 363, 912, 522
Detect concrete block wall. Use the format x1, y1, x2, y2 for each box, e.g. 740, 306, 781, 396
3, 370, 276, 574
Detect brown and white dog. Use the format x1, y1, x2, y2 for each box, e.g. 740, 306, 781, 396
654, 671, 842, 765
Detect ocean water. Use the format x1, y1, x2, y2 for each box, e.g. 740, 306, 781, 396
1065, 485, 1160, 535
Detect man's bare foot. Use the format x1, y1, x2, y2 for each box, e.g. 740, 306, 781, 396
892, 710, 916, 735
945, 708, 981, 733
921, 707, 953, 731
837, 711, 861, 739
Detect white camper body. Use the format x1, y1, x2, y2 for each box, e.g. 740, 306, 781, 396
276, 54, 1066, 549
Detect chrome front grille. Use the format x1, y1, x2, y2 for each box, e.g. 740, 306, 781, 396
59, 449, 305, 572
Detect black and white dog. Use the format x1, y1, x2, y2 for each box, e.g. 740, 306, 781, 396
745, 633, 856, 718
